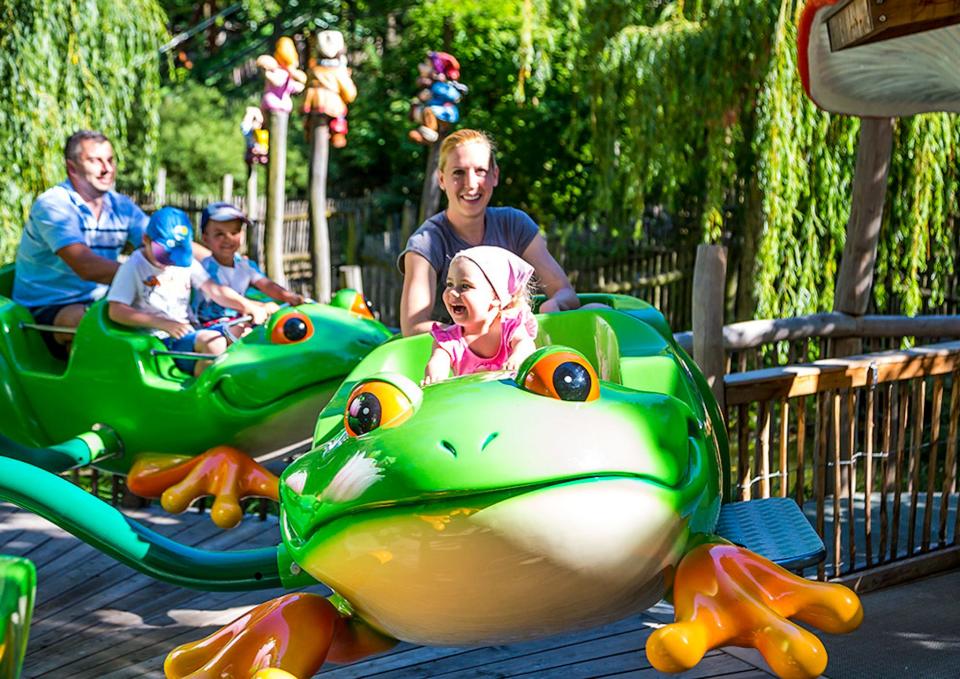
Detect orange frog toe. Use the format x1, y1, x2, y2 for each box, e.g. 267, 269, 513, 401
128, 447, 279, 529
648, 543, 862, 679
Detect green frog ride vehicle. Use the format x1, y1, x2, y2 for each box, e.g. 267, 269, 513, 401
0, 263, 392, 527
0, 296, 861, 678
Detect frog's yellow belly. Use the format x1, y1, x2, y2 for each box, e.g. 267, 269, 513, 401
296, 479, 690, 646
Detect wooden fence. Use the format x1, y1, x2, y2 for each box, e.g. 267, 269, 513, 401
724, 341, 960, 589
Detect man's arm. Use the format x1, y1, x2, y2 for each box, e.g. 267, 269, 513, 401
400, 252, 438, 336
521, 235, 580, 312
56, 243, 121, 284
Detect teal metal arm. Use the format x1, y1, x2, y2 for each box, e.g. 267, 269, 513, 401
0, 455, 281, 591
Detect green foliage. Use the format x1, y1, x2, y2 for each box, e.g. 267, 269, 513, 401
153, 81, 309, 196
582, 0, 960, 317
0, 0, 167, 262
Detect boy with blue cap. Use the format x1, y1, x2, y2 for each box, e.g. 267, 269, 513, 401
194, 201, 303, 324
107, 207, 270, 375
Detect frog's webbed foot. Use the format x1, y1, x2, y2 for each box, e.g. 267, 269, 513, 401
647, 543, 862, 679
127, 446, 279, 529
164, 593, 395, 679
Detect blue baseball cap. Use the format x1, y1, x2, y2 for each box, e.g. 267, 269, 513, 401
146, 207, 193, 267
201, 201, 250, 232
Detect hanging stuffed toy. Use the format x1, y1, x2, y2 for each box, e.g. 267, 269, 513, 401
256, 36, 307, 115
302, 30, 358, 147
241, 106, 269, 167
409, 50, 468, 145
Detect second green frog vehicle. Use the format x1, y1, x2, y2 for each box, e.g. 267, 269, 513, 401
0, 263, 392, 525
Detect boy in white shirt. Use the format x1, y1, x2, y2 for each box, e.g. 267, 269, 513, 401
194, 201, 303, 325
107, 207, 269, 376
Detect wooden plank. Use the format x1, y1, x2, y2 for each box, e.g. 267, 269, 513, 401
940, 372, 960, 547
845, 389, 857, 571
891, 382, 909, 561
836, 545, 960, 595
725, 342, 960, 406
816, 392, 828, 580
863, 367, 876, 567
923, 377, 944, 551
907, 380, 925, 556
692, 244, 727, 414
779, 399, 789, 498
757, 401, 771, 498
827, 0, 960, 51
878, 383, 894, 563
795, 396, 806, 506
738, 404, 751, 501
832, 392, 843, 576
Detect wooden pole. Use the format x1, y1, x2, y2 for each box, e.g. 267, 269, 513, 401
246, 166, 261, 265
832, 116, 894, 357
155, 167, 166, 208
264, 111, 289, 287
418, 137, 445, 225
339, 265, 364, 296
221, 174, 234, 203
308, 115, 332, 303
693, 244, 727, 415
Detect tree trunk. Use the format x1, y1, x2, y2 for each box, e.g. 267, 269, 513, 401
832, 117, 894, 356
418, 139, 444, 225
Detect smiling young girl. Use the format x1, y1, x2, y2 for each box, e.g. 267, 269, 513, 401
423, 245, 538, 383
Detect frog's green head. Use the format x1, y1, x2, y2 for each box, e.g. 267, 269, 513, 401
196, 303, 392, 411
279, 342, 723, 646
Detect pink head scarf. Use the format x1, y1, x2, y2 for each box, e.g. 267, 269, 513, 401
454, 245, 534, 304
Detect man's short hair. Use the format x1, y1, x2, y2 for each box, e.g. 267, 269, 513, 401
65, 130, 110, 163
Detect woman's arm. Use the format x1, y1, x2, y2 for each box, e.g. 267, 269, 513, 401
400, 252, 438, 336
521, 235, 580, 312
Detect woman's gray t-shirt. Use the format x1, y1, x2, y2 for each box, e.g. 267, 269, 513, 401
398, 207, 540, 321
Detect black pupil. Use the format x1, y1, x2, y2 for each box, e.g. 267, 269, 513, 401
282, 317, 308, 341
348, 393, 382, 434
552, 362, 592, 401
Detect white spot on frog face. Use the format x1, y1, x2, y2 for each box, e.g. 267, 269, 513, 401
320, 452, 383, 503
285, 470, 308, 495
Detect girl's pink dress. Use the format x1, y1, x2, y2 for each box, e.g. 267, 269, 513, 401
431, 311, 538, 376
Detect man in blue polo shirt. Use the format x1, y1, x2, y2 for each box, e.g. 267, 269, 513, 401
13, 130, 149, 355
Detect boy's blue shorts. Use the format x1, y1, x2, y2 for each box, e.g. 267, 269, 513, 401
161, 323, 228, 374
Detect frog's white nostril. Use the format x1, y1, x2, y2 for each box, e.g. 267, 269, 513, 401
481, 432, 499, 451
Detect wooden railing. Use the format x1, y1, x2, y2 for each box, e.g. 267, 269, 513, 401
725, 341, 960, 587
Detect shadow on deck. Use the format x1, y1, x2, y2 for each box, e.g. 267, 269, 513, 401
3, 502, 955, 678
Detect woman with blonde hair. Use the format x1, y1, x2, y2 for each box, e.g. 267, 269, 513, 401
399, 129, 579, 336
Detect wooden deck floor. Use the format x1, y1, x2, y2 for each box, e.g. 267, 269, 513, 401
2, 503, 776, 678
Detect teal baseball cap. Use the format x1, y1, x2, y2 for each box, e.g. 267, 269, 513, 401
146, 207, 193, 267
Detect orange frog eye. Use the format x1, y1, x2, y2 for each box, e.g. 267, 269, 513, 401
271, 311, 314, 344
345, 381, 415, 437
349, 292, 376, 320
518, 348, 600, 402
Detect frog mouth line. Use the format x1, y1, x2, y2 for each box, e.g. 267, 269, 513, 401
286, 472, 681, 546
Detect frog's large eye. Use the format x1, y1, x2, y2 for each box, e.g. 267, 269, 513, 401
345, 380, 415, 437
271, 311, 314, 344
517, 347, 599, 402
